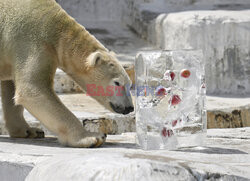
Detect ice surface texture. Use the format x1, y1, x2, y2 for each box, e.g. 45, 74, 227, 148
135, 50, 207, 150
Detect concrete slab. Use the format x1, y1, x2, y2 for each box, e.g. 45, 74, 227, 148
0, 128, 250, 180
0, 94, 249, 135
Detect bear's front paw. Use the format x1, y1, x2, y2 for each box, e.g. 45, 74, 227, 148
9, 127, 45, 138
67, 132, 107, 148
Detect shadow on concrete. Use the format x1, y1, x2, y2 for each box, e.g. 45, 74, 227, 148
0, 136, 138, 149
176, 146, 248, 154
0, 136, 248, 154
0, 136, 62, 148
103, 142, 137, 149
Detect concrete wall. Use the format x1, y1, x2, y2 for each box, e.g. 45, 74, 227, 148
149, 11, 250, 95
56, 0, 126, 23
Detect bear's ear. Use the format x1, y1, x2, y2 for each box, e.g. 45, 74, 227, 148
110, 51, 116, 57
86, 51, 102, 67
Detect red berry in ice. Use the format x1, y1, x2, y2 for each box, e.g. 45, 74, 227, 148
161, 128, 167, 137
172, 120, 178, 127
156, 87, 166, 96
171, 95, 181, 106
164, 70, 175, 81
181, 69, 191, 78
161, 128, 173, 137
170, 72, 175, 81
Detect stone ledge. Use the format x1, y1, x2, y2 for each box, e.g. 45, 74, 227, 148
0, 128, 250, 180
208, 105, 250, 128
0, 112, 135, 136
0, 95, 249, 136
207, 96, 250, 128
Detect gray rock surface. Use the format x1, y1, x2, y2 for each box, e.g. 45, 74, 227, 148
0, 128, 250, 180
125, 0, 250, 40
149, 10, 250, 95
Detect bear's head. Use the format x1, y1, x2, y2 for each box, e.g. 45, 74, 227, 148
71, 50, 134, 115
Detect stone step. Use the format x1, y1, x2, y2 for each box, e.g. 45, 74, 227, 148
0, 128, 250, 180
207, 96, 250, 128
0, 94, 249, 136
0, 94, 135, 135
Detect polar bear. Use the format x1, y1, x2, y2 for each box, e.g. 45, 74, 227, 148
0, 0, 134, 147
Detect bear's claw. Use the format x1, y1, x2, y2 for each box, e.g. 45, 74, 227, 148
25, 127, 45, 138
10, 127, 45, 139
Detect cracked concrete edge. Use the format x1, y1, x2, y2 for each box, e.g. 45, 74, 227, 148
1, 151, 249, 181
0, 128, 250, 180
25, 154, 249, 181
0, 113, 136, 136
207, 105, 250, 128
88, 105, 250, 133
80, 113, 136, 134
0, 104, 249, 136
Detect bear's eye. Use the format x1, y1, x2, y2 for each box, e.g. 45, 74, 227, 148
114, 81, 120, 86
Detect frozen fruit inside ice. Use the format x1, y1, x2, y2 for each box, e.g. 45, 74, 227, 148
162, 128, 167, 137
157, 88, 166, 96
164, 70, 175, 81
181, 69, 191, 78
156, 86, 166, 96
171, 95, 181, 106
172, 120, 178, 127
161, 128, 174, 137
170, 72, 175, 81
135, 51, 206, 150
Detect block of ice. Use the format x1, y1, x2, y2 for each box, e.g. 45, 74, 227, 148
135, 50, 206, 150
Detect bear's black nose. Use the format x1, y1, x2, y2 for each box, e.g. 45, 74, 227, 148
128, 106, 134, 112
123, 106, 134, 115
110, 102, 134, 115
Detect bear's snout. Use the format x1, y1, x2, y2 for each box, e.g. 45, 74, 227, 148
109, 102, 134, 115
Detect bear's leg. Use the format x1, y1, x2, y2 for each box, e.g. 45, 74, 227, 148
16, 87, 106, 147
14, 63, 106, 147
1, 80, 45, 138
